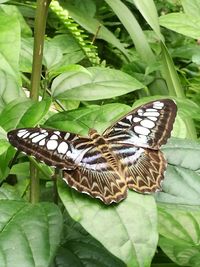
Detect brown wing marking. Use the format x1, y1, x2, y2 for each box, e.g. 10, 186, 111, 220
63, 167, 127, 205
124, 149, 166, 193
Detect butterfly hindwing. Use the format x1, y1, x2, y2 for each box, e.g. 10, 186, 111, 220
110, 143, 166, 193
104, 99, 177, 149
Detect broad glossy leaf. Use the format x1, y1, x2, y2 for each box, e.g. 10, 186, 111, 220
45, 103, 131, 135
0, 8, 20, 80
159, 13, 200, 39
0, 126, 9, 155
20, 38, 33, 73
51, 66, 144, 100
58, 181, 158, 267
43, 41, 63, 69
0, 70, 25, 112
0, 98, 51, 131
0, 200, 62, 267
52, 211, 126, 267
156, 138, 200, 205
182, 0, 200, 18
0, 184, 23, 200
158, 203, 200, 267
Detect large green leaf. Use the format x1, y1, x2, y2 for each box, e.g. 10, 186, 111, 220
45, 103, 131, 135
52, 211, 126, 267
0, 200, 62, 267
156, 138, 200, 205
159, 13, 200, 39
0, 70, 25, 112
158, 204, 200, 267
51, 66, 144, 100
0, 98, 51, 131
58, 182, 158, 267
0, 7, 20, 80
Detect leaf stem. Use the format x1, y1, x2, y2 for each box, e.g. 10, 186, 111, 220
30, 0, 51, 204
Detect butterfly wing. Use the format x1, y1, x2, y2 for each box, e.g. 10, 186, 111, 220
110, 143, 166, 192
63, 146, 127, 204
104, 99, 177, 149
7, 127, 127, 204
7, 127, 93, 170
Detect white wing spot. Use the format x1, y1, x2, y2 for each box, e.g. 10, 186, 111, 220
17, 130, 28, 138
140, 119, 155, 129
134, 126, 150, 135
18, 129, 27, 133
139, 134, 147, 142
147, 116, 157, 121
41, 129, 47, 133
22, 132, 31, 138
29, 133, 39, 138
32, 134, 46, 143
133, 117, 142, 123
64, 133, 71, 139
39, 139, 45, 146
57, 142, 68, 154
126, 115, 132, 122
153, 101, 164, 109
137, 109, 143, 116
146, 108, 157, 112
54, 131, 60, 135
143, 111, 159, 117
50, 134, 59, 140
118, 121, 130, 126
46, 140, 58, 150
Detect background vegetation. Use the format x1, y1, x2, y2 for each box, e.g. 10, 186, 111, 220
0, 0, 200, 266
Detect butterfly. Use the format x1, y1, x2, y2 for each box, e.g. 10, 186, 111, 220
7, 99, 177, 204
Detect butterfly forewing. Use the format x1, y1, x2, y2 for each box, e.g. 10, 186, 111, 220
7, 128, 93, 169
104, 99, 177, 149
7, 99, 177, 204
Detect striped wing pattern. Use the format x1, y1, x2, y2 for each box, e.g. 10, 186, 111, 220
7, 99, 177, 204
104, 99, 177, 149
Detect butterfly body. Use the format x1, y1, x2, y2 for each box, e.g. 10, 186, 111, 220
7, 99, 177, 204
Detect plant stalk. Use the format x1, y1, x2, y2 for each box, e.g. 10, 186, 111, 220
30, 0, 51, 204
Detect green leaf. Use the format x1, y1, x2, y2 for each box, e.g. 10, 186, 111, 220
132, 0, 162, 39
60, 2, 129, 58
43, 40, 63, 69
158, 203, 200, 267
0, 98, 51, 131
20, 38, 33, 73
19, 99, 52, 127
159, 13, 200, 39
53, 212, 126, 267
45, 103, 131, 135
0, 7, 21, 80
156, 138, 200, 205
0, 184, 23, 200
182, 0, 200, 18
0, 70, 25, 112
58, 181, 158, 267
0, 126, 9, 155
0, 200, 62, 267
105, 0, 155, 63
52, 66, 144, 100
48, 35, 84, 75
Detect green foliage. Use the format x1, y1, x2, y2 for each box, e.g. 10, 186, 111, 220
0, 0, 199, 266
